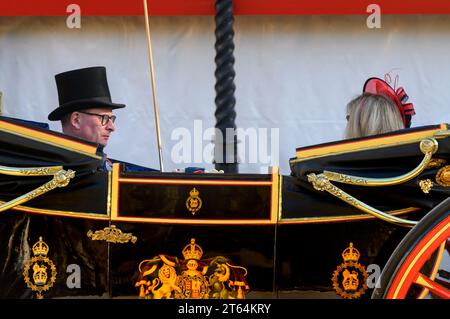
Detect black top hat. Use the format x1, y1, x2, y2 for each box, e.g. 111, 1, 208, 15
48, 66, 125, 121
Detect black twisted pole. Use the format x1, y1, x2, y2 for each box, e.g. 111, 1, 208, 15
214, 0, 238, 173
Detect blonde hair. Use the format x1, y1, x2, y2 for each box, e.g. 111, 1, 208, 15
345, 93, 404, 139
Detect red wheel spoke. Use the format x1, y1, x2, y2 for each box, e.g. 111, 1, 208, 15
386, 216, 450, 299
415, 273, 450, 299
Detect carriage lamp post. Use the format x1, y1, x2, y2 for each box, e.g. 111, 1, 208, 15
214, 0, 239, 173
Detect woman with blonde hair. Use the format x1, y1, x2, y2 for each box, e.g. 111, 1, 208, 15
345, 77, 416, 139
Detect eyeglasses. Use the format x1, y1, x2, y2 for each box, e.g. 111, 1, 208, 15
79, 111, 116, 126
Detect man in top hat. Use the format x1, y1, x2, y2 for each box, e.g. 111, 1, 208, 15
48, 66, 124, 147
48, 66, 157, 172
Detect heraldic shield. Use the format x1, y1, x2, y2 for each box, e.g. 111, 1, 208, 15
135, 238, 250, 299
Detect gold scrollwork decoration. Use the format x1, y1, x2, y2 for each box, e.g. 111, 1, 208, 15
87, 225, 137, 244
426, 158, 446, 169
307, 173, 417, 227
0, 169, 75, 213
26, 169, 75, 199
23, 237, 57, 299
419, 179, 433, 194
323, 138, 438, 187
436, 165, 450, 187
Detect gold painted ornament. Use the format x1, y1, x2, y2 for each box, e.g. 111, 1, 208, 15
23, 237, 57, 299
332, 243, 368, 299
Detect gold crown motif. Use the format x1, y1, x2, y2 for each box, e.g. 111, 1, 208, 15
32, 264, 48, 286
342, 242, 360, 263
32, 237, 49, 256
182, 238, 203, 260
189, 188, 199, 197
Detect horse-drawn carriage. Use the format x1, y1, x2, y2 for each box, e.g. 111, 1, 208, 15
0, 116, 448, 299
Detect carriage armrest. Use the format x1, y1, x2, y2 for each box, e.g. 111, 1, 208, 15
292, 124, 448, 163
285, 124, 450, 226
0, 115, 49, 130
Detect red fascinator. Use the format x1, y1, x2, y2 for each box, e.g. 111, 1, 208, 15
363, 75, 416, 128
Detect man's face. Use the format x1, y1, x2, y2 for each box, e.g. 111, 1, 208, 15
73, 107, 116, 146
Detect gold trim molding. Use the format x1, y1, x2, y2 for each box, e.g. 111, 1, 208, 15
0, 119, 101, 159
293, 125, 447, 163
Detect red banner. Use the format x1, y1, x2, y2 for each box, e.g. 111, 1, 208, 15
1, 0, 450, 16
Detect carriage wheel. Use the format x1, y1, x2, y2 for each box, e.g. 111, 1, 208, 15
372, 198, 450, 299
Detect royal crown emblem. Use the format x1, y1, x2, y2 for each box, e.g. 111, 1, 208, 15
32, 236, 50, 256
332, 242, 368, 299
186, 187, 202, 215
182, 238, 203, 260
135, 238, 249, 299
342, 242, 360, 262
23, 237, 57, 299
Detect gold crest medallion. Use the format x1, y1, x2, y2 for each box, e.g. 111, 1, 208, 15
23, 237, 57, 299
186, 188, 202, 215
332, 242, 368, 299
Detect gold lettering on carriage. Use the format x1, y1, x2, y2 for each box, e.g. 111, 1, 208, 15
332, 242, 368, 299
135, 238, 249, 299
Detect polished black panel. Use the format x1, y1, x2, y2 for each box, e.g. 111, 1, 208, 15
0, 212, 109, 298
118, 182, 271, 220
0, 116, 109, 214
275, 220, 412, 298
0, 172, 109, 214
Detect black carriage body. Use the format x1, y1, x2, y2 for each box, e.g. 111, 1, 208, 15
109, 169, 277, 297
0, 117, 449, 298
